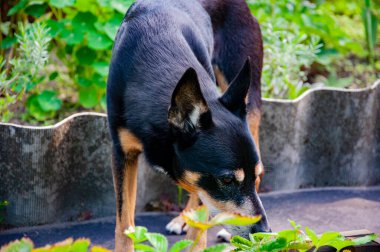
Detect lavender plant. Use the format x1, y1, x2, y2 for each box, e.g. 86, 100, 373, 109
261, 23, 322, 99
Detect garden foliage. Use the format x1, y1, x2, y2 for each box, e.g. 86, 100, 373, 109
0, 206, 377, 252
0, 0, 379, 123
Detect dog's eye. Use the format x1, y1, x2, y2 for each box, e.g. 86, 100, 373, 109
221, 175, 234, 184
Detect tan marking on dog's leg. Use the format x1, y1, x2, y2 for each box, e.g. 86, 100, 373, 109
115, 128, 143, 252
214, 65, 229, 93
247, 110, 264, 192
184, 193, 207, 251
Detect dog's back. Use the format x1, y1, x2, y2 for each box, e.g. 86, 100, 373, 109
107, 0, 218, 173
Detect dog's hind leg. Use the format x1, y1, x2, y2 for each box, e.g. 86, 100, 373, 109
112, 128, 143, 252
247, 110, 264, 191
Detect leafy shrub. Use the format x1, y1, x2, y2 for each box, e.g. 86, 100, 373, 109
260, 23, 322, 99
2, 0, 134, 123
1, 0, 379, 123
0, 22, 52, 122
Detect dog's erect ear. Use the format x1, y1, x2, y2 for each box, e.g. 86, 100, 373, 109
168, 68, 213, 146
219, 58, 251, 118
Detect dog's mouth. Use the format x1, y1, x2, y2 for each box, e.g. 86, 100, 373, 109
197, 190, 271, 236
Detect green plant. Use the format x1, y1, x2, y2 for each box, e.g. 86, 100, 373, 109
0, 22, 52, 122
0, 208, 378, 252
125, 226, 194, 252
0, 237, 112, 252
261, 23, 322, 99
2, 0, 134, 123
125, 206, 261, 252
362, 0, 379, 66
230, 219, 377, 252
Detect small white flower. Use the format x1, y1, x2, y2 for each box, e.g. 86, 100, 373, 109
124, 226, 135, 235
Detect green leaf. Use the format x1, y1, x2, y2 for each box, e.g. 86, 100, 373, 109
77, 77, 92, 87
37, 90, 62, 112
7, 0, 28, 16
79, 87, 99, 108
288, 219, 301, 230
230, 236, 253, 250
25, 3, 48, 18
133, 226, 149, 244
145, 233, 168, 252
100, 14, 123, 40
60, 29, 84, 45
201, 244, 228, 252
278, 229, 298, 242
87, 31, 113, 50
1, 21, 11, 36
328, 239, 354, 251
26, 95, 54, 121
46, 20, 64, 38
182, 206, 211, 230
134, 244, 155, 252
71, 239, 90, 252
287, 241, 312, 251
362, 5, 378, 58
169, 240, 193, 252
317, 231, 342, 247
72, 12, 97, 32
111, 0, 135, 14
75, 47, 97, 65
92, 74, 106, 88
96, 0, 111, 7
305, 227, 318, 246
352, 234, 378, 245
93, 62, 109, 77
251, 232, 277, 242
259, 237, 287, 252
49, 0, 75, 8
1, 238, 33, 252
210, 212, 261, 226
49, 72, 59, 81
1, 37, 17, 49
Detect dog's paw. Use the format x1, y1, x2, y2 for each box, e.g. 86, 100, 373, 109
165, 215, 187, 235
217, 228, 232, 242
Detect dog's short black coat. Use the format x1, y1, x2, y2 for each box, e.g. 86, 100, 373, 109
107, 0, 269, 238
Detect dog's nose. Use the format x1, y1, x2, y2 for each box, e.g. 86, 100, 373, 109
250, 218, 271, 233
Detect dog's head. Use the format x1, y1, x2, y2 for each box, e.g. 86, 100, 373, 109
168, 59, 270, 237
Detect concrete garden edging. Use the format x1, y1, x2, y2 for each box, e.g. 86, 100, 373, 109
1, 80, 379, 226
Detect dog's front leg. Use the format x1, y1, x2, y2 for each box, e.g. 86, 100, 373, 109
113, 128, 143, 252
185, 193, 207, 252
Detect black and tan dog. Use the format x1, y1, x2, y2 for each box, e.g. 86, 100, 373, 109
107, 0, 270, 251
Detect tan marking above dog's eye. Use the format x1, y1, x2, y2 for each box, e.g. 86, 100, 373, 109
235, 169, 245, 182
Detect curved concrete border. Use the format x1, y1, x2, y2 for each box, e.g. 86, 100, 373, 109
0, 81, 379, 226
260, 80, 380, 190
0, 113, 177, 226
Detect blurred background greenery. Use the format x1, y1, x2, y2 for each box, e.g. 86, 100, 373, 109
0, 0, 379, 125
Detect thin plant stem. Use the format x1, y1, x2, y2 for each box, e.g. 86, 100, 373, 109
190, 229, 205, 252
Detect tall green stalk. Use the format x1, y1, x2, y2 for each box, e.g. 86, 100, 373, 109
362, 0, 378, 67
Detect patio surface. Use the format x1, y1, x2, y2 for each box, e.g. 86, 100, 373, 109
0, 187, 379, 249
